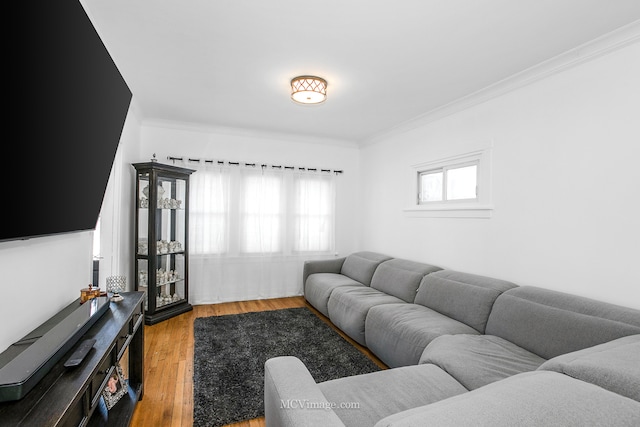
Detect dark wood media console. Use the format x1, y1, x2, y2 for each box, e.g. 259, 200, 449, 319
0, 292, 145, 426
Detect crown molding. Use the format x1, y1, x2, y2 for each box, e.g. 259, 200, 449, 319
361, 20, 640, 147
140, 118, 359, 149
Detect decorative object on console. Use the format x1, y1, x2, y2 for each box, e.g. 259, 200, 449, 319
80, 285, 101, 303
102, 364, 128, 410
106, 276, 126, 302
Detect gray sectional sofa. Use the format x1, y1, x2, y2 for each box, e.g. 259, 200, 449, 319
265, 251, 640, 426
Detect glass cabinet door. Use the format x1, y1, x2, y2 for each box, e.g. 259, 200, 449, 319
154, 176, 187, 308
134, 162, 195, 324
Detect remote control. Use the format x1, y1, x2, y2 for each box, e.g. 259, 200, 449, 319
64, 338, 96, 368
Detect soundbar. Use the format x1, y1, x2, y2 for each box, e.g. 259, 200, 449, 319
0, 297, 110, 402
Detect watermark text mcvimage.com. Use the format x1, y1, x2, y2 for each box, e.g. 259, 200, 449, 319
280, 399, 360, 410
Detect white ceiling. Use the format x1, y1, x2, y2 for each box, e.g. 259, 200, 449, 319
82, 0, 640, 144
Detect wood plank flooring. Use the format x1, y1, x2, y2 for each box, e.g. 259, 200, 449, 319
129, 296, 387, 427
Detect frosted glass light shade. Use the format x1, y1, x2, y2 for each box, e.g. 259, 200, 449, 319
291, 76, 327, 104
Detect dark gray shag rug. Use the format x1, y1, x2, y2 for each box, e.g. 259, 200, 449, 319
193, 307, 381, 427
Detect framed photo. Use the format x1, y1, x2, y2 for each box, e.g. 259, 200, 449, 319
102, 364, 128, 410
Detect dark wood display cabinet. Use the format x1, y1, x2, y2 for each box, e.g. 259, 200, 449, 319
133, 161, 195, 325
0, 292, 145, 426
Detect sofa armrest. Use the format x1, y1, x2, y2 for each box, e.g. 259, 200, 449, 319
265, 356, 346, 427
303, 257, 346, 289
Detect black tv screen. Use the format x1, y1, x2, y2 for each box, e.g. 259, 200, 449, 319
4, 1, 132, 242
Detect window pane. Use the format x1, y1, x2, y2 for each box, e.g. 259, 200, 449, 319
419, 171, 443, 203
446, 165, 477, 200
190, 169, 229, 254
294, 177, 334, 252
242, 174, 282, 253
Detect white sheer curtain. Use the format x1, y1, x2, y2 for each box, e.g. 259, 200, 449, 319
294, 173, 335, 252
187, 161, 336, 304
239, 168, 284, 254
190, 163, 229, 255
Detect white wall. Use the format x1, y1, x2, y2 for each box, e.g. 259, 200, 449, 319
0, 106, 141, 353
0, 232, 94, 353
359, 41, 640, 309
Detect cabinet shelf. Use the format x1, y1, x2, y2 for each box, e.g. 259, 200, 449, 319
135, 252, 185, 260
156, 278, 186, 286
133, 162, 195, 325
138, 207, 185, 211
155, 299, 188, 311
136, 251, 185, 257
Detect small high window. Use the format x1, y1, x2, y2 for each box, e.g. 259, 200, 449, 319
418, 162, 477, 204
407, 145, 493, 218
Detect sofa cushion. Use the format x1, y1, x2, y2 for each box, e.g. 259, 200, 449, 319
486, 286, 640, 359
414, 270, 517, 333
369, 259, 441, 303
374, 371, 640, 427
305, 273, 364, 317
365, 304, 480, 368
340, 251, 392, 286
327, 286, 405, 345
538, 334, 640, 402
419, 334, 546, 390
318, 363, 467, 427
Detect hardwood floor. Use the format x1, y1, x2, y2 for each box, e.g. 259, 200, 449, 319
129, 296, 387, 427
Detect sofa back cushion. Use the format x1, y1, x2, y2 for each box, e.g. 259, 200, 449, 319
340, 251, 393, 286
538, 334, 640, 402
370, 259, 441, 302
486, 286, 640, 360
414, 270, 517, 333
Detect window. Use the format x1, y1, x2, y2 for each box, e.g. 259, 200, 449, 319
418, 162, 477, 204
407, 145, 493, 218
190, 170, 229, 254
241, 173, 283, 254
190, 165, 336, 255
294, 176, 334, 252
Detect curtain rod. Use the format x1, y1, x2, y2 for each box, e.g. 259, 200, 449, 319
166, 156, 343, 174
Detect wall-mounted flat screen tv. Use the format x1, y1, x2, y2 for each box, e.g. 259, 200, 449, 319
4, 1, 132, 242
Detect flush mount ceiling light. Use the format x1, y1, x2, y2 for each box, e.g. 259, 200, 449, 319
290, 75, 327, 104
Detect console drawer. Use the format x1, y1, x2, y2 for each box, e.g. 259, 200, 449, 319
116, 322, 130, 360
132, 301, 144, 329
59, 392, 86, 427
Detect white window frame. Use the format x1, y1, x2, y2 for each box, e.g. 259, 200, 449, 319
405, 144, 493, 218
417, 160, 479, 204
